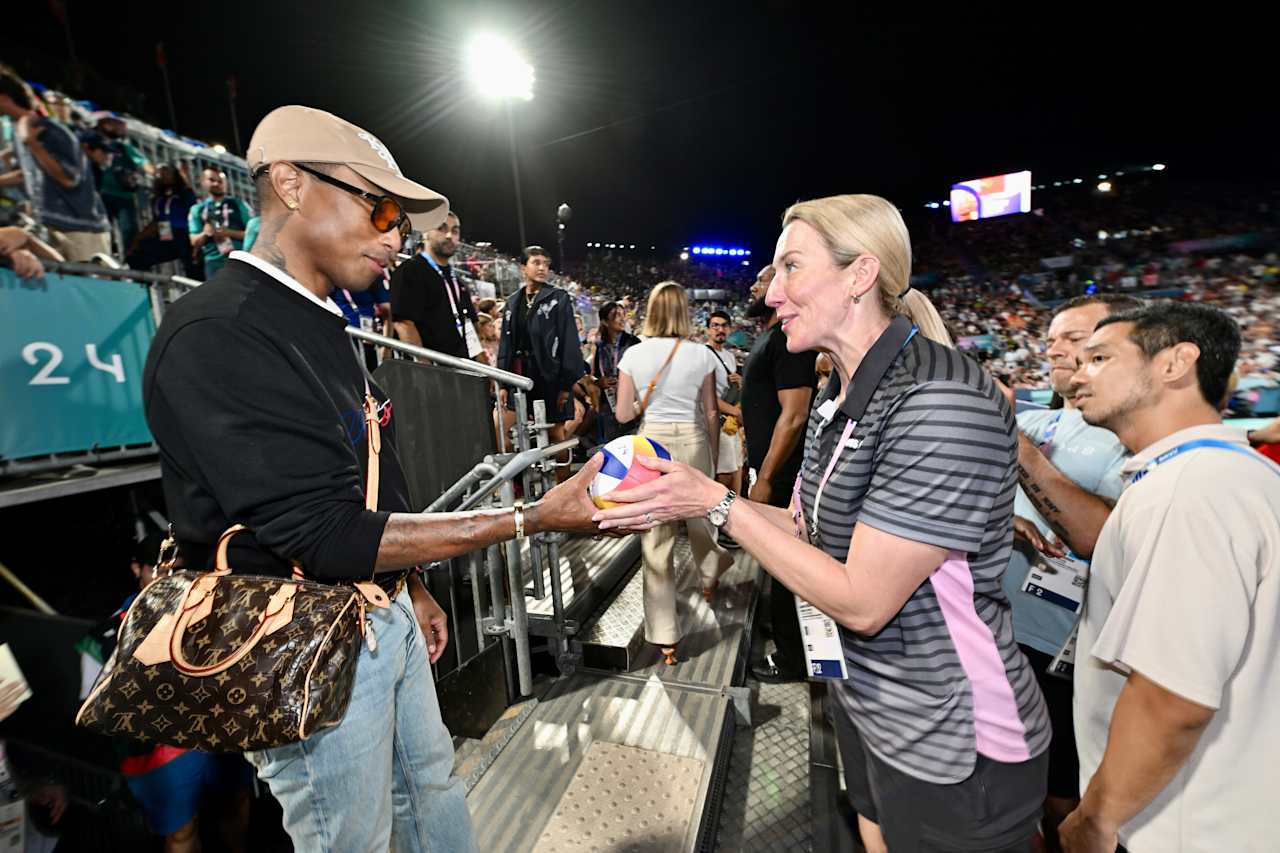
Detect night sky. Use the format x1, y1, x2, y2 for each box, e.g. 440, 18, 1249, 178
5, 1, 1271, 258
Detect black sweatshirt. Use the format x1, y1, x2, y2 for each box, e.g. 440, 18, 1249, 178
142, 258, 414, 580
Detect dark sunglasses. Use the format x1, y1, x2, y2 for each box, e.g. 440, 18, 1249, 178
293, 164, 411, 240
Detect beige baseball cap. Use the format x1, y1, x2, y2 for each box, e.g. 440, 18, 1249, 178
247, 105, 448, 232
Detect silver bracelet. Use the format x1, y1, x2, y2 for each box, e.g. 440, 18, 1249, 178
513, 500, 526, 540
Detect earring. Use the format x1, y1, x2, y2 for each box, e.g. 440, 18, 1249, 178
852, 293, 861, 304
286, 200, 299, 210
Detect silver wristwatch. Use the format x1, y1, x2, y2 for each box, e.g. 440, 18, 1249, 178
707, 490, 737, 529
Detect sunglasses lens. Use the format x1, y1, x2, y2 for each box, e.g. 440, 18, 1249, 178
371, 198, 400, 232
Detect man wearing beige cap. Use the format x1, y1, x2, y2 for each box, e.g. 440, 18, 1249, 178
142, 105, 605, 852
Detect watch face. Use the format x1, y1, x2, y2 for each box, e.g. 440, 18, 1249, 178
709, 509, 727, 527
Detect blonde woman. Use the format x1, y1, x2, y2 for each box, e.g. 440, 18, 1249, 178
596, 196, 1050, 851
615, 281, 733, 665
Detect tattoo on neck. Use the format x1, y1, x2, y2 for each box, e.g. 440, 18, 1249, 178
250, 216, 293, 278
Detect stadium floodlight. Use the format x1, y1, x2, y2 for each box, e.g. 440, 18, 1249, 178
1152, 163, 1166, 171
465, 34, 535, 100
630, 244, 636, 249
680, 251, 689, 261
942, 201, 950, 207
1098, 174, 1108, 180
1097, 181, 1113, 193
1073, 178, 1083, 184
745, 250, 751, 255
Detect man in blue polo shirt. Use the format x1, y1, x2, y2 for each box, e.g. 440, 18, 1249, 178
999, 293, 1138, 851
188, 167, 251, 279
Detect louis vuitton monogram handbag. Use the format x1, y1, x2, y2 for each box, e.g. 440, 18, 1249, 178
76, 393, 392, 752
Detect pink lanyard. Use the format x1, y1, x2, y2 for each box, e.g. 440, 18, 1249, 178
791, 419, 858, 541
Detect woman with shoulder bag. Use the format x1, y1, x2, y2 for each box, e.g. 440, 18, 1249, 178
616, 282, 733, 665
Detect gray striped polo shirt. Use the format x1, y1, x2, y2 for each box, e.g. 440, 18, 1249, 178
798, 316, 1050, 784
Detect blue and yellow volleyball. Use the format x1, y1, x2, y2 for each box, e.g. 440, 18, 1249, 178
589, 435, 672, 509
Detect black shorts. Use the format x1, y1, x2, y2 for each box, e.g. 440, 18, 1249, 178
833, 708, 1047, 852
1019, 644, 1080, 800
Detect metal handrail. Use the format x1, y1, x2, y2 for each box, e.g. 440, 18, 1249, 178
346, 326, 534, 390
456, 440, 578, 513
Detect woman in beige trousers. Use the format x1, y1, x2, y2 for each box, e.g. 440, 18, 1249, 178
616, 281, 733, 665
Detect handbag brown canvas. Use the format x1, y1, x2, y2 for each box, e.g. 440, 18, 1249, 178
76, 393, 391, 752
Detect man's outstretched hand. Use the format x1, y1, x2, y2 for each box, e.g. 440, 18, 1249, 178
534, 453, 611, 535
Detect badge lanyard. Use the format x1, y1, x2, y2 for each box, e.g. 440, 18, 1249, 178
424, 253, 467, 342
1129, 438, 1280, 485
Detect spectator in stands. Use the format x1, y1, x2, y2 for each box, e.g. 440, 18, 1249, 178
144, 105, 603, 852
0, 65, 111, 261
0, 223, 60, 278
739, 263, 815, 683
591, 300, 641, 443
88, 112, 150, 251
995, 293, 1139, 851
1062, 303, 1280, 853
705, 310, 745, 537
78, 532, 252, 853
595, 195, 1051, 853
125, 163, 197, 277
497, 245, 590, 482
188, 167, 250, 280
391, 211, 484, 361
614, 281, 732, 664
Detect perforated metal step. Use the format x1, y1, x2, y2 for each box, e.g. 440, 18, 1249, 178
467, 672, 732, 853
533, 741, 704, 853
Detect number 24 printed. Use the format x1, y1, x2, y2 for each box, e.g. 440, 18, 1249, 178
22, 342, 126, 385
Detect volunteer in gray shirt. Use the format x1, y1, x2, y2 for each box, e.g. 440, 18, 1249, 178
595, 194, 1051, 853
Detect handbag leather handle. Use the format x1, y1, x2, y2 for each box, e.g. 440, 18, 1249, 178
169, 580, 299, 676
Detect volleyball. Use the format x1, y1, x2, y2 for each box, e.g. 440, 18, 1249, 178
589, 435, 672, 509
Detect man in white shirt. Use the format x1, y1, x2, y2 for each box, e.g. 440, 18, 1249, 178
1062, 302, 1280, 853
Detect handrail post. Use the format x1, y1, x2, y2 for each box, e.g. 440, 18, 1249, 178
531, 400, 568, 657
499, 481, 533, 697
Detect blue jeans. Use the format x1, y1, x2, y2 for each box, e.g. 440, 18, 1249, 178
245, 588, 476, 853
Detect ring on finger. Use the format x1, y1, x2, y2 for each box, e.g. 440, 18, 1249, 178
644, 512, 654, 525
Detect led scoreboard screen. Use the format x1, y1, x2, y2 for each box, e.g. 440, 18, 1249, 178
949, 171, 1032, 222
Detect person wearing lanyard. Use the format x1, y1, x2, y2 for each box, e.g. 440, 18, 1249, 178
594, 194, 1052, 852
1062, 302, 1280, 853
591, 301, 641, 443
126, 163, 197, 277
187, 168, 250, 281
993, 294, 1138, 851
390, 211, 483, 362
